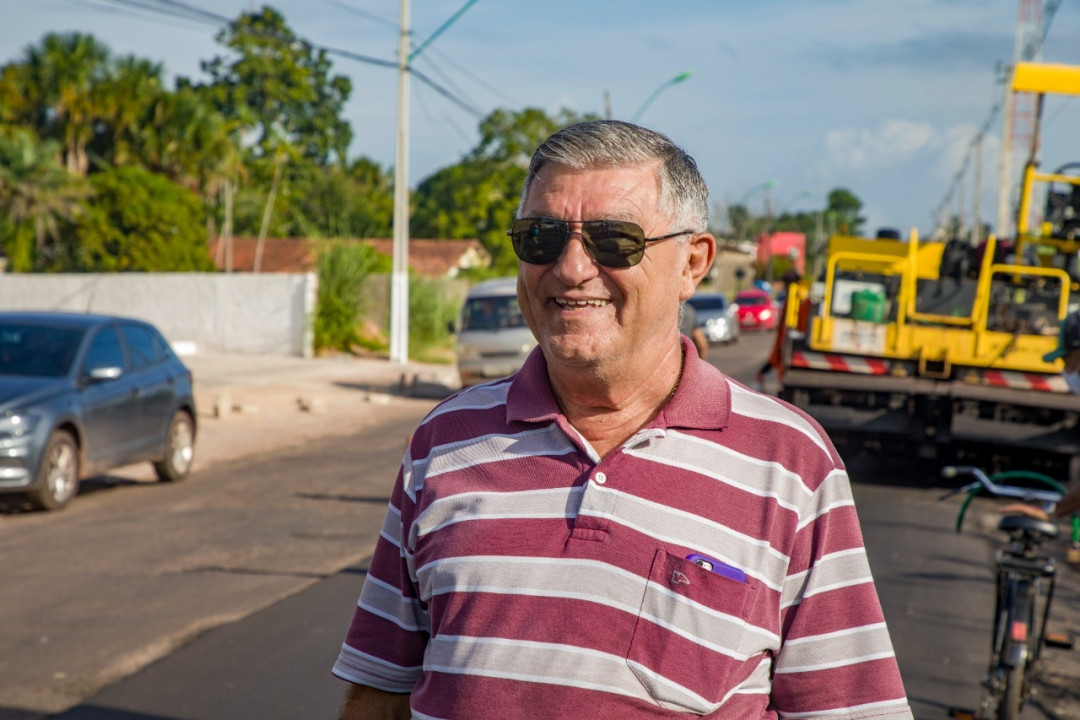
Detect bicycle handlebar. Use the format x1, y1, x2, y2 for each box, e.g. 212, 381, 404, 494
940, 466, 1063, 508
940, 465, 1064, 534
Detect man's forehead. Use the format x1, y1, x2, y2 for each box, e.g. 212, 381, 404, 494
523, 162, 664, 211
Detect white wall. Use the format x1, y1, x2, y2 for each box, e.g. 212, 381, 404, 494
0, 273, 317, 357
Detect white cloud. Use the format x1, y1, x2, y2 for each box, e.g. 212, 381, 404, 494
825, 119, 936, 170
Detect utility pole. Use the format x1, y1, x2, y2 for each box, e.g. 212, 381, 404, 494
389, 0, 411, 364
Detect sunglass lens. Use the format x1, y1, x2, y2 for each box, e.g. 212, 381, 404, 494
511, 219, 567, 264
584, 221, 646, 268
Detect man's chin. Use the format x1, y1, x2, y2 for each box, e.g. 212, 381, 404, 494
540, 336, 608, 368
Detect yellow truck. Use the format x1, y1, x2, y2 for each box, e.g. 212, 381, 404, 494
780, 230, 1075, 480
1012, 62, 1080, 292
778, 61, 1080, 484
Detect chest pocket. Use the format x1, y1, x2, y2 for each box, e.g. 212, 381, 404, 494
626, 549, 757, 714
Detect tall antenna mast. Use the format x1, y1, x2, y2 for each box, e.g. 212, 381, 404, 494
996, 0, 1043, 239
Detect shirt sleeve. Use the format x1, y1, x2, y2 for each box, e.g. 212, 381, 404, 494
332, 467, 430, 693
771, 467, 913, 719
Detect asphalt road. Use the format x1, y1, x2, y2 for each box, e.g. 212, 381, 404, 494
3, 331, 1078, 720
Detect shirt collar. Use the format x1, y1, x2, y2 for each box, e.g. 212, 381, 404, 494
506, 335, 730, 431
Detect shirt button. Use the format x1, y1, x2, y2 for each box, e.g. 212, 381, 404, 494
594, 472, 607, 485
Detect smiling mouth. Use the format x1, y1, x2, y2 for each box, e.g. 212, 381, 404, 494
554, 298, 610, 310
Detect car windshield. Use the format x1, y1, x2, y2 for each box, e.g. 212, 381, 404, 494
737, 295, 769, 307
689, 296, 728, 310
0, 324, 85, 377
461, 296, 527, 332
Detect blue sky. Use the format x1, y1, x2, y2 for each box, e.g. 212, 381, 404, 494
5, 0, 1080, 236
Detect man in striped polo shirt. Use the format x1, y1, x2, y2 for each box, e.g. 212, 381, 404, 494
334, 120, 913, 719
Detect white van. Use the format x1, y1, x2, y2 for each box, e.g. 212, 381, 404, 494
454, 278, 536, 387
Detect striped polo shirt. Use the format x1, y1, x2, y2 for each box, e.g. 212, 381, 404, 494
333, 337, 913, 719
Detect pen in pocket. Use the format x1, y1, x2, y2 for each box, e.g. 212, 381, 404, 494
686, 553, 748, 583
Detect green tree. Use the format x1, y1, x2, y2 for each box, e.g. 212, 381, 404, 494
285, 158, 393, 239
826, 187, 866, 237
412, 107, 594, 272
94, 55, 164, 167
0, 129, 91, 271
0, 32, 111, 175
52, 165, 215, 271
137, 86, 239, 197
195, 6, 352, 165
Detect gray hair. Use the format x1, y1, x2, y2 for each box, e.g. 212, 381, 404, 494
518, 120, 709, 232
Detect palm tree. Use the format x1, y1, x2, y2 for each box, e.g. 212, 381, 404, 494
97, 55, 164, 166
0, 130, 92, 271
16, 32, 111, 176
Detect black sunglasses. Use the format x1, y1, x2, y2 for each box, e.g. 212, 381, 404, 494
507, 217, 695, 268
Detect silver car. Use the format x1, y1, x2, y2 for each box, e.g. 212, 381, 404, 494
453, 278, 537, 387
687, 292, 740, 344
0, 312, 197, 511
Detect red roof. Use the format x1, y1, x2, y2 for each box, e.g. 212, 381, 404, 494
208, 237, 491, 277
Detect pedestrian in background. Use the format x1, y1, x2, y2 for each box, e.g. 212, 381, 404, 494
678, 298, 709, 359
332, 120, 912, 719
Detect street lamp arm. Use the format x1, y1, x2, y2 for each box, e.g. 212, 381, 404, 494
631, 71, 692, 123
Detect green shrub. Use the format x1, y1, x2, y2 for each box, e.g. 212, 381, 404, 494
314, 242, 386, 353
409, 276, 458, 363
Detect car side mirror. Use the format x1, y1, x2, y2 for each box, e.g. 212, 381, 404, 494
87, 366, 123, 382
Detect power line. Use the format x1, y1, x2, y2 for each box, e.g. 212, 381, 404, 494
82, 0, 483, 115
412, 76, 474, 147
311, 0, 398, 31
425, 44, 522, 108
931, 69, 1007, 232
416, 53, 482, 115
102, 0, 229, 25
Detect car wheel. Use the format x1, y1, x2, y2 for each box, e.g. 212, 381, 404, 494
28, 430, 79, 512
153, 411, 195, 483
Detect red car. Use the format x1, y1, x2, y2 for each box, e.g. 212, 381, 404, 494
734, 289, 778, 331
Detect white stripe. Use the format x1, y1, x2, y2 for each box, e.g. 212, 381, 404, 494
378, 503, 403, 548
418, 425, 574, 480
630, 430, 809, 512
781, 547, 871, 608
774, 650, 897, 674
421, 555, 778, 651
336, 642, 423, 674
729, 381, 832, 458
778, 697, 911, 718
413, 486, 582, 539
796, 497, 856, 531
357, 575, 428, 632
579, 486, 789, 591
783, 621, 889, 646
419, 381, 510, 426
801, 576, 874, 600
426, 635, 648, 701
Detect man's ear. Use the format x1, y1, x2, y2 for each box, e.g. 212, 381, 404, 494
680, 233, 717, 300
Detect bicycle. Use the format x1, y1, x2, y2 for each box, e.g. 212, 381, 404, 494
940, 466, 1079, 720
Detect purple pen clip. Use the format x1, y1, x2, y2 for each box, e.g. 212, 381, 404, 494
686, 553, 748, 583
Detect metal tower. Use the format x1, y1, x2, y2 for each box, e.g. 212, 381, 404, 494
997, 0, 1044, 239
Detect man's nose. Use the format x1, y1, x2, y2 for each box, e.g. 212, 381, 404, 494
553, 229, 600, 280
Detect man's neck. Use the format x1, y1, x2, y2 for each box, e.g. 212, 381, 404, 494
548, 345, 685, 458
